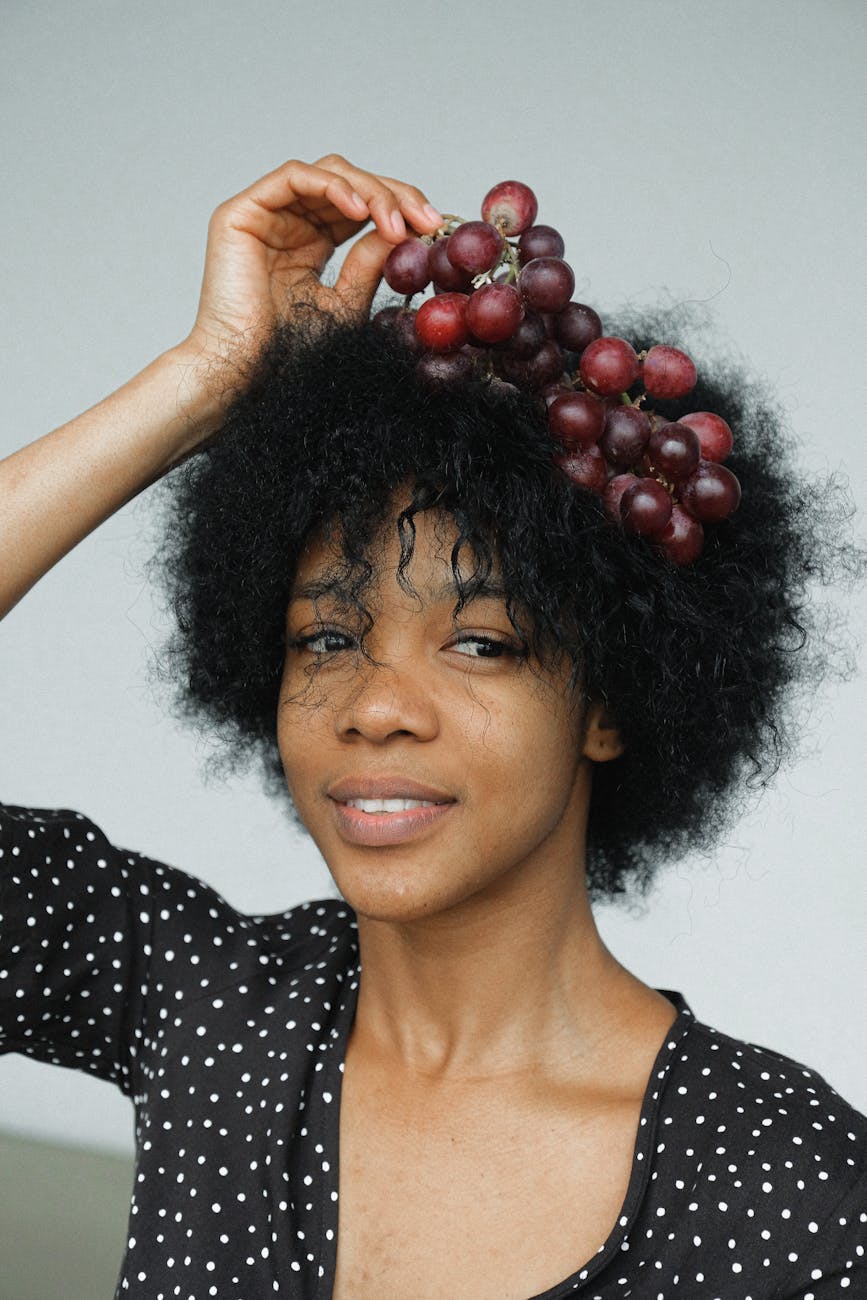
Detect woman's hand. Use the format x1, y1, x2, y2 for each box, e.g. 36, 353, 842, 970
182, 154, 442, 377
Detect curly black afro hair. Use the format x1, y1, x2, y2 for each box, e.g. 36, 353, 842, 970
155, 301, 861, 901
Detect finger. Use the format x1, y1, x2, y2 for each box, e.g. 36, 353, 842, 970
214, 156, 442, 257
313, 154, 443, 239
330, 228, 396, 316
231, 158, 369, 221
208, 162, 370, 259
218, 163, 383, 254
371, 170, 445, 233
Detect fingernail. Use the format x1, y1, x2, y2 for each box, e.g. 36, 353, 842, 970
350, 191, 367, 211
389, 210, 406, 236
423, 204, 443, 225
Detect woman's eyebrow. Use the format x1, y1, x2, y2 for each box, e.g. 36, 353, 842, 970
427, 577, 509, 605
289, 577, 347, 603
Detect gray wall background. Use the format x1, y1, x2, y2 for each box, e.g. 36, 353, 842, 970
1, 0, 865, 1159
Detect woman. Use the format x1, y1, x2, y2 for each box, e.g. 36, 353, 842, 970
1, 155, 864, 1298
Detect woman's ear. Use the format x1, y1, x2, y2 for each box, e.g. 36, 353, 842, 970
582, 700, 625, 762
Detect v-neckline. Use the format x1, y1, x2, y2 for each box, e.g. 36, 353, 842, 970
312, 931, 694, 1299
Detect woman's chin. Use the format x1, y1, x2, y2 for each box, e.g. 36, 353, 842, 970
326, 858, 480, 928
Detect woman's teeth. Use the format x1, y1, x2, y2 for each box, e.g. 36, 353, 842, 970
345, 798, 440, 813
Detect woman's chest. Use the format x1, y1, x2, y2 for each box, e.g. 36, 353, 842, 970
330, 1061, 643, 1300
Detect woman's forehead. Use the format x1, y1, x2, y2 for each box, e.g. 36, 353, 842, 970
291, 509, 504, 605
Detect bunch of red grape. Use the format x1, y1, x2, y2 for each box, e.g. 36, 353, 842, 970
373, 180, 741, 565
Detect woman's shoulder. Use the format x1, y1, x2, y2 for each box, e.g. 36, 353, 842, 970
0, 800, 360, 974
0, 801, 98, 839
607, 995, 867, 1294
663, 992, 867, 1201
682, 998, 866, 1123
1, 801, 363, 1090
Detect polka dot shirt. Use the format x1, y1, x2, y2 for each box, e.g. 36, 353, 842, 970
1, 804, 865, 1299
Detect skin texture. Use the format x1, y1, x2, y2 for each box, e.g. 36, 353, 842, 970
278, 506, 616, 956
279, 505, 680, 1298
186, 153, 443, 363
277, 505, 674, 1082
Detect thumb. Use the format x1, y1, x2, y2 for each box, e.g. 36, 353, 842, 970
331, 228, 396, 317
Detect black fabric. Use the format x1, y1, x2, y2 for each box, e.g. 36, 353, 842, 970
1, 802, 865, 1299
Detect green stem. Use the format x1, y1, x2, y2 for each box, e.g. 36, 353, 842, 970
499, 240, 522, 284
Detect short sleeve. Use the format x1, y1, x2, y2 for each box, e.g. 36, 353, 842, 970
0, 803, 157, 1098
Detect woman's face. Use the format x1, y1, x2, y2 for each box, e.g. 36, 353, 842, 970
277, 508, 617, 924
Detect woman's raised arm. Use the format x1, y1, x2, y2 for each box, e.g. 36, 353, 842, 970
0, 155, 441, 620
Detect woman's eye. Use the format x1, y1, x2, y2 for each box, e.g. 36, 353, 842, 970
451, 636, 515, 659
290, 630, 354, 655
288, 630, 520, 659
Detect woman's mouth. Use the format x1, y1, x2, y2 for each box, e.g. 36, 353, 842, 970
344, 797, 441, 813
329, 796, 456, 845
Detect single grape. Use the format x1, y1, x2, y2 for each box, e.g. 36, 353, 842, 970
466, 282, 525, 343
677, 411, 733, 463
556, 444, 608, 494
481, 180, 538, 235
553, 302, 603, 353
680, 461, 742, 522
382, 238, 432, 295
446, 221, 505, 274
579, 336, 640, 396
599, 406, 652, 467
518, 224, 565, 262
428, 237, 474, 292
498, 338, 565, 389
656, 504, 705, 565
603, 472, 641, 521
497, 309, 547, 358
548, 392, 606, 447
646, 422, 701, 481
372, 305, 421, 352
415, 351, 474, 388
620, 478, 673, 538
642, 345, 698, 400
519, 257, 575, 313
414, 293, 470, 352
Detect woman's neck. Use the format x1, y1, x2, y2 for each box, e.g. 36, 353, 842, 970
349, 861, 651, 1084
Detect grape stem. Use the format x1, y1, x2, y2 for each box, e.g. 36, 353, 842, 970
435, 214, 465, 236
500, 240, 521, 284
470, 237, 522, 290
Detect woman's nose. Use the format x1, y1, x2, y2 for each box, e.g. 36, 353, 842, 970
334, 658, 439, 744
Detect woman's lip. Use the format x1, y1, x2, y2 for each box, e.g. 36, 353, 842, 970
327, 776, 456, 803
329, 797, 456, 847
